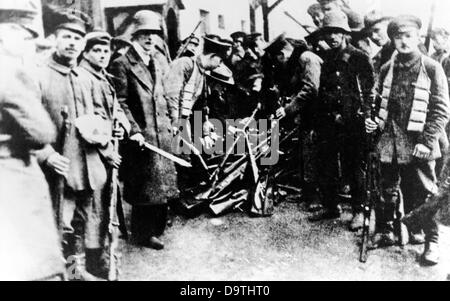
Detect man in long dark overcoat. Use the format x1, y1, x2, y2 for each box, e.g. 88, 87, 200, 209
109, 10, 178, 250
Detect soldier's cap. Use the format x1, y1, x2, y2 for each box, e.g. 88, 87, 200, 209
317, 0, 336, 5
364, 10, 393, 30
182, 35, 200, 46
220, 37, 234, 47
264, 32, 290, 54
205, 34, 222, 41
85, 31, 112, 51
112, 35, 132, 46
206, 63, 235, 85
132, 10, 163, 35
54, 9, 91, 37
305, 28, 322, 44
355, 10, 393, 39
387, 15, 422, 39
230, 31, 247, 41
318, 11, 351, 35
245, 32, 263, 42
203, 36, 232, 59
0, 0, 39, 37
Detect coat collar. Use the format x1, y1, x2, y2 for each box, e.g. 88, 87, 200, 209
47, 53, 79, 76
79, 59, 112, 81
125, 46, 155, 92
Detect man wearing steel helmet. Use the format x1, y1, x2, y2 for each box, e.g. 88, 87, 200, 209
109, 10, 178, 251
311, 11, 376, 231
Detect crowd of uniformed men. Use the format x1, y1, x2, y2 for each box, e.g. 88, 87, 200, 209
1, 0, 450, 281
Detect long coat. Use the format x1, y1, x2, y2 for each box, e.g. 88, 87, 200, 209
109, 46, 178, 206
36, 55, 108, 193
0, 56, 64, 280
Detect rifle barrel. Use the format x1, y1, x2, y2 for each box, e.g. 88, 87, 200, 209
175, 20, 203, 60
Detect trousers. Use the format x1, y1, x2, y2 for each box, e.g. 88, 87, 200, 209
378, 159, 439, 242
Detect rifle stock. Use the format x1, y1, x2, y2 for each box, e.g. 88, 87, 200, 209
108, 118, 121, 281
55, 106, 71, 237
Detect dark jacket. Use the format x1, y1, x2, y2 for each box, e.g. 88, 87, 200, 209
377, 52, 450, 164
317, 44, 376, 135
109, 45, 178, 205
0, 56, 63, 281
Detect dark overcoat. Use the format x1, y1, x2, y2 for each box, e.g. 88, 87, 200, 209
109, 46, 178, 206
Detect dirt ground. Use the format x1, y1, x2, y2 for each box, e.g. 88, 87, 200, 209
119, 200, 450, 281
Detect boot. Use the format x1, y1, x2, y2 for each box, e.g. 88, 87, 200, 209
66, 235, 99, 281
422, 242, 440, 266
147, 236, 165, 250
409, 230, 426, 245
86, 249, 109, 280
370, 231, 396, 249
370, 223, 396, 249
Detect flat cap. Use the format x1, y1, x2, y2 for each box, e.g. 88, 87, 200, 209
203, 36, 232, 59
206, 63, 235, 85
264, 33, 290, 54
230, 31, 247, 40
387, 15, 422, 39
364, 10, 392, 30
246, 32, 263, 41
0, 0, 39, 37
85, 31, 111, 50
55, 9, 91, 37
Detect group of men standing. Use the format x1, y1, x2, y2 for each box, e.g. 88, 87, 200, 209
1, 0, 450, 281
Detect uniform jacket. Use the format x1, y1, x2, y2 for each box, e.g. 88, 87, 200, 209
377, 51, 450, 164
36, 54, 107, 192
77, 59, 130, 159
0, 56, 63, 281
109, 45, 178, 205
317, 44, 376, 135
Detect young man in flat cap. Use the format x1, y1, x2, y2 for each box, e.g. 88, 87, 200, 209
0, 0, 65, 281
366, 15, 450, 265
76, 31, 131, 279
36, 10, 111, 280
362, 10, 394, 75
312, 11, 376, 231
109, 10, 178, 250
163, 36, 230, 200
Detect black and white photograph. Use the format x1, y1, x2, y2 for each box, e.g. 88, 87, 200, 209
1, 0, 450, 284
